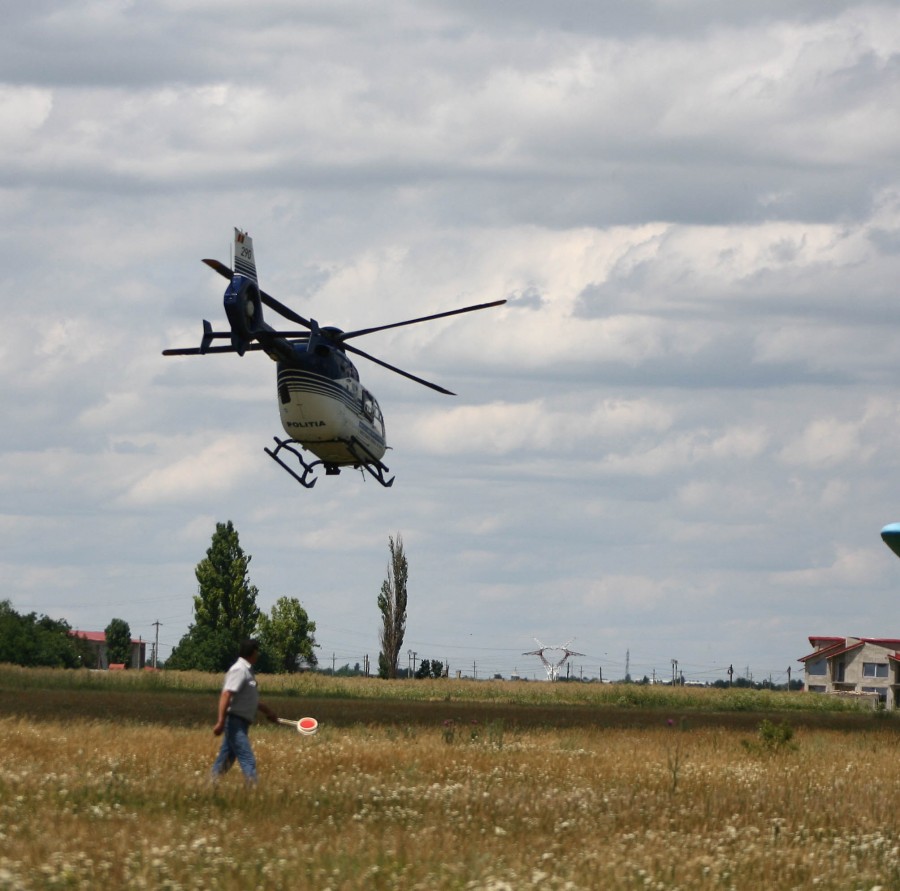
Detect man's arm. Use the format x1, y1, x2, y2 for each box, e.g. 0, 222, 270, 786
213, 689, 233, 736
257, 700, 278, 723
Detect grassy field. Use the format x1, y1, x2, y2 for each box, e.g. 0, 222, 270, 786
1, 667, 899, 890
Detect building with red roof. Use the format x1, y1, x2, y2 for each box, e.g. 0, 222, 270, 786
799, 636, 900, 707
70, 630, 146, 670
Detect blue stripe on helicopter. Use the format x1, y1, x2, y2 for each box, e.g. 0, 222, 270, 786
277, 370, 360, 413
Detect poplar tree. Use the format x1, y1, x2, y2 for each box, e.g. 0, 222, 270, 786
192, 520, 260, 642
168, 521, 260, 671
377, 533, 408, 679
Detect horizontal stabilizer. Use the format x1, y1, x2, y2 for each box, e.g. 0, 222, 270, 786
162, 343, 268, 356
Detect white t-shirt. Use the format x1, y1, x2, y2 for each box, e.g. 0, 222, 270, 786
222, 656, 259, 722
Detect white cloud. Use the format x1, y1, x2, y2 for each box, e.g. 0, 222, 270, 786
770, 545, 886, 589
779, 418, 871, 469
124, 435, 256, 505
404, 397, 673, 456
0, 86, 52, 152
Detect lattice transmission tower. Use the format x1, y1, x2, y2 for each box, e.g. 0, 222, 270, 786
523, 638, 585, 681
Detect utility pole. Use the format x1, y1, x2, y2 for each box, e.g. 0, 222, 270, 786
152, 620, 162, 669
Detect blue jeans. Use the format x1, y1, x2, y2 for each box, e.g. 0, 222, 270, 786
211, 715, 257, 784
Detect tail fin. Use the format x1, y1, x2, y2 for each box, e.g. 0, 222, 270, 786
233, 228, 258, 282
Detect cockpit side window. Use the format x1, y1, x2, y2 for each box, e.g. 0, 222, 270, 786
361, 391, 385, 436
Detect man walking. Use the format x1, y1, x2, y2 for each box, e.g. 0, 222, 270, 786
211, 638, 278, 784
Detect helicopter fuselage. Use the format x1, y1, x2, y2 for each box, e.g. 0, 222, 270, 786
274, 341, 387, 467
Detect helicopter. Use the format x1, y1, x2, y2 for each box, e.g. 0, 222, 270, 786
163, 228, 506, 488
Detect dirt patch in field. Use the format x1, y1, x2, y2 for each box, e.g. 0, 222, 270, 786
1, 687, 894, 733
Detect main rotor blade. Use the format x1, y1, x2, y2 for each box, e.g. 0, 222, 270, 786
340, 299, 506, 341
341, 342, 455, 395
202, 258, 233, 280
202, 258, 315, 329
258, 292, 315, 330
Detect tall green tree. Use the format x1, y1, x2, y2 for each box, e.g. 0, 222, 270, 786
104, 618, 132, 666
167, 625, 236, 673
193, 521, 260, 640
377, 533, 408, 679
256, 596, 318, 673
0, 600, 92, 668
169, 521, 260, 672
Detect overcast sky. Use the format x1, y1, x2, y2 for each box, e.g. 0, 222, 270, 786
4, 0, 900, 682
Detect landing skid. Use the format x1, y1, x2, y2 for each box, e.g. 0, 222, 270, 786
264, 437, 395, 489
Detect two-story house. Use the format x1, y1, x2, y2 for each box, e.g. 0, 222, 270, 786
799, 636, 900, 707
71, 630, 147, 669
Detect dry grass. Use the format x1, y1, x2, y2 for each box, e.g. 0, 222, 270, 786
2, 707, 900, 890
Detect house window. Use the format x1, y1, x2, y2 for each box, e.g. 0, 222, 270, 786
808, 685, 826, 694
807, 659, 826, 676
863, 663, 889, 678
861, 686, 888, 703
